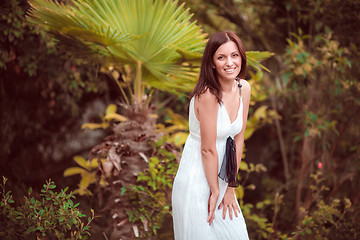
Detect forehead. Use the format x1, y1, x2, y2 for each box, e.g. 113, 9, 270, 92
214, 41, 239, 55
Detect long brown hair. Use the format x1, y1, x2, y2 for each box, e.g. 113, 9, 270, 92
191, 31, 247, 103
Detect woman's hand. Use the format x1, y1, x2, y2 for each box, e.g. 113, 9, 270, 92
207, 191, 219, 225
218, 187, 240, 220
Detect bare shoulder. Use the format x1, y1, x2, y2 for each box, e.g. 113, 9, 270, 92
194, 88, 218, 116
240, 79, 251, 93
240, 79, 251, 106
196, 88, 218, 106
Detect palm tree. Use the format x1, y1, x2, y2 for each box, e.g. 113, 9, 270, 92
28, 0, 273, 238
28, 0, 205, 238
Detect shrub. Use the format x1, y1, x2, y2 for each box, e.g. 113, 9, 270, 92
0, 176, 95, 239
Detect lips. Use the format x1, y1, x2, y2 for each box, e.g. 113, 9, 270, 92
224, 68, 236, 73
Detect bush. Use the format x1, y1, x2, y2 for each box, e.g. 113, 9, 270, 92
0, 176, 95, 239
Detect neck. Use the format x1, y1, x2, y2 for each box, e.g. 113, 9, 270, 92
220, 79, 235, 93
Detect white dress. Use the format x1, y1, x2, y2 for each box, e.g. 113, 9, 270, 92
172, 96, 249, 240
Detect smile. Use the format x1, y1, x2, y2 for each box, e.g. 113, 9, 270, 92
224, 68, 236, 73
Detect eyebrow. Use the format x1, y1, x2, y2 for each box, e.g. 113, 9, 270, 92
216, 51, 239, 56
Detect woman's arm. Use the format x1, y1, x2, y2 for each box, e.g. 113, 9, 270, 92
195, 89, 220, 225
219, 80, 251, 220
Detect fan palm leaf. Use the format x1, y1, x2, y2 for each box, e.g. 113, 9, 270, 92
28, 0, 273, 99
28, 0, 206, 101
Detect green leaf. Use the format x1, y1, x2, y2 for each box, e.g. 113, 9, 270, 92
293, 135, 301, 142
344, 58, 352, 68
25, 226, 37, 234
256, 202, 264, 209
37, 226, 44, 231
304, 129, 310, 137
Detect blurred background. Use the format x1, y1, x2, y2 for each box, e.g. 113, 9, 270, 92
1, 0, 359, 239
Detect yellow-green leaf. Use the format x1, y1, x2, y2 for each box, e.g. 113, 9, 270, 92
267, 109, 282, 120
73, 156, 90, 170
172, 132, 189, 146
104, 113, 127, 122
239, 161, 248, 171
88, 157, 106, 169
106, 104, 117, 115
99, 176, 107, 187
244, 128, 255, 140
74, 188, 93, 196
235, 185, 244, 200
81, 122, 109, 129
64, 167, 86, 177
89, 158, 100, 168
254, 105, 268, 120
78, 172, 97, 190
255, 164, 267, 172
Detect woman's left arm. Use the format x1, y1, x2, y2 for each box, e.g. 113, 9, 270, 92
218, 79, 251, 220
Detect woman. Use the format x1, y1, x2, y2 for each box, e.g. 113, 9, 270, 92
172, 31, 250, 240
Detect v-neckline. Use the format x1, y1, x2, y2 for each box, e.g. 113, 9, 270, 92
221, 96, 242, 125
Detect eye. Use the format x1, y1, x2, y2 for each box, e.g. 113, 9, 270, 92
233, 53, 239, 57
217, 56, 224, 60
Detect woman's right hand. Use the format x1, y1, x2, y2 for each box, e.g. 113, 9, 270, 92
207, 191, 219, 225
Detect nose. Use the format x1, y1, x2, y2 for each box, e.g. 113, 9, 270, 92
225, 56, 233, 66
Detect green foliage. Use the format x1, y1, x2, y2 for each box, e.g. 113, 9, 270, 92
27, 0, 274, 104
291, 171, 353, 240
282, 28, 359, 190
0, 0, 107, 181
246, 71, 282, 141
1, 0, 101, 96
294, 199, 351, 240
124, 137, 178, 237
27, 0, 207, 98
0, 176, 95, 240
237, 161, 284, 240
1, 0, 35, 75
157, 108, 189, 147
246, 51, 274, 72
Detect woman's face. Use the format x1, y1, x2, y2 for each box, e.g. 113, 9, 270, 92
212, 40, 242, 82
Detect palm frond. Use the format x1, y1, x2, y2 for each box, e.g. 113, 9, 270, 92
246, 51, 274, 72
28, 0, 273, 94
28, 0, 206, 94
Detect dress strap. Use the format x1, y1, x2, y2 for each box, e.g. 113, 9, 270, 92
236, 77, 242, 97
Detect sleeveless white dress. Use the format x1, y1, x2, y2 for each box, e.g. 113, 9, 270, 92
172, 96, 249, 240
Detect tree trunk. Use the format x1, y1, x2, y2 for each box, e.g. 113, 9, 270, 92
296, 135, 315, 219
